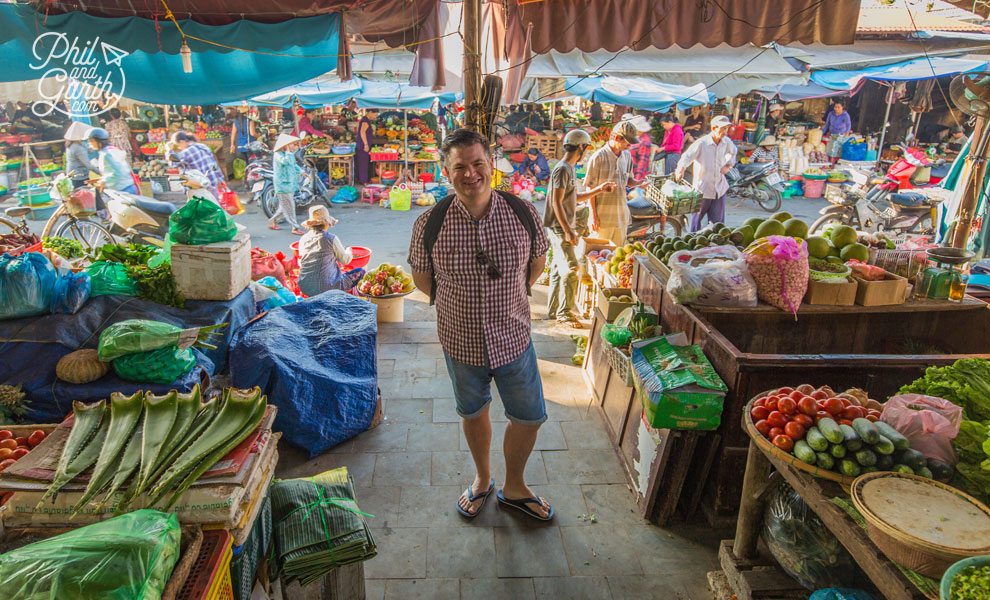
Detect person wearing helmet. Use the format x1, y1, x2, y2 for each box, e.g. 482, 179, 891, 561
544, 128, 615, 328
88, 126, 138, 195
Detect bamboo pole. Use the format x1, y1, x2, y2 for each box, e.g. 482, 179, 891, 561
462, 0, 482, 133
875, 88, 894, 172
951, 117, 989, 248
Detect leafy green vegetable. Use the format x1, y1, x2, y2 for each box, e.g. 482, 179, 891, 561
93, 243, 159, 266
951, 565, 990, 600
899, 358, 990, 422
956, 421, 990, 465
127, 263, 185, 308
42, 236, 85, 259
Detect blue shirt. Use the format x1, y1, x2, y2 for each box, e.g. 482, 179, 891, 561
822, 110, 852, 136
273, 150, 302, 194
522, 151, 549, 175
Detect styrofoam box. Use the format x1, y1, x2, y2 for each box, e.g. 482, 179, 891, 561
171, 232, 251, 301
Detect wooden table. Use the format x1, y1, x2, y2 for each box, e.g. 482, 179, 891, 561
725, 434, 927, 600
371, 159, 440, 181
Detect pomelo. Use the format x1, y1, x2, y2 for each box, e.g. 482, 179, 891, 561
770, 211, 793, 223
755, 219, 786, 238
806, 236, 830, 259
839, 242, 870, 263
743, 217, 765, 231
829, 225, 858, 248
783, 218, 809, 239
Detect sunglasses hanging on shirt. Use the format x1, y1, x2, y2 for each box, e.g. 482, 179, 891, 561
476, 248, 501, 280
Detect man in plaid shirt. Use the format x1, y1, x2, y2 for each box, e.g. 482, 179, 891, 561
166, 131, 226, 198
408, 129, 555, 521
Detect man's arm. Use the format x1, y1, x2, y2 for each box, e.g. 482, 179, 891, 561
528, 255, 547, 287
412, 270, 432, 296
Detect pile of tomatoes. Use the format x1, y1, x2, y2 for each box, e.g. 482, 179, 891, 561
0, 428, 46, 473
750, 385, 882, 452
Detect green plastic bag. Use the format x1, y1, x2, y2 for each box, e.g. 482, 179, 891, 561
600, 323, 632, 347
169, 197, 237, 245
0, 509, 180, 600
233, 158, 246, 180
98, 319, 225, 362
389, 186, 411, 211
113, 345, 196, 383
86, 261, 137, 297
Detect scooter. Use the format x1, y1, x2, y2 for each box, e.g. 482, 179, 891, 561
101, 170, 218, 247
809, 168, 938, 236
725, 162, 785, 212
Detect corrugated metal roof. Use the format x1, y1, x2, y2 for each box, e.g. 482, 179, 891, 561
858, 6, 990, 33
859, 0, 984, 22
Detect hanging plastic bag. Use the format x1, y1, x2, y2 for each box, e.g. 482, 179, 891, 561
763, 480, 856, 590
745, 236, 809, 315
233, 157, 247, 180
113, 345, 197, 383
0, 253, 58, 320
217, 182, 245, 216
389, 185, 411, 211
881, 394, 963, 464
50, 271, 91, 314
98, 318, 225, 362
85, 261, 137, 297
667, 246, 758, 307
169, 197, 237, 245
0, 509, 180, 600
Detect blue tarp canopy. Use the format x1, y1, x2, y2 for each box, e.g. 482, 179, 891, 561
0, 3, 341, 105
756, 81, 853, 101
227, 77, 461, 109
562, 75, 712, 112
354, 80, 461, 109
228, 78, 364, 108
811, 55, 990, 90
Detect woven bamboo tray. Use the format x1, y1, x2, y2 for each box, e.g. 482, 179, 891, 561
850, 471, 990, 578
743, 391, 858, 487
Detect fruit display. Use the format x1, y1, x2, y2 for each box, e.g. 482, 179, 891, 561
358, 263, 415, 297
140, 142, 166, 155
0, 427, 46, 473
587, 243, 646, 288
19, 176, 51, 190
750, 385, 950, 481
645, 221, 747, 268
0, 384, 30, 424
204, 130, 225, 140
138, 159, 169, 179
601, 289, 634, 303
34, 163, 60, 175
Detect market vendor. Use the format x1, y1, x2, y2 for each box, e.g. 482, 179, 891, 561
11, 102, 41, 130
519, 147, 550, 182
270, 133, 305, 235
683, 105, 708, 144
356, 108, 378, 185
105, 108, 134, 164
623, 113, 654, 180
64, 122, 95, 189
166, 131, 226, 198
750, 135, 779, 165
295, 108, 325, 138
87, 127, 138, 195
822, 100, 853, 167
945, 126, 968, 153
675, 115, 737, 232
229, 107, 256, 178
297, 206, 364, 296
766, 103, 785, 135
657, 114, 684, 176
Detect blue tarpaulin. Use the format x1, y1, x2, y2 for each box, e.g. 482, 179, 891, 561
230, 78, 363, 108
230, 292, 378, 457
563, 75, 712, 112
811, 56, 990, 90
0, 4, 341, 105
0, 290, 256, 422
227, 77, 462, 109
756, 81, 854, 101
354, 80, 461, 109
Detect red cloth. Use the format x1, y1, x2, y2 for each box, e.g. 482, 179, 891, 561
631, 132, 652, 181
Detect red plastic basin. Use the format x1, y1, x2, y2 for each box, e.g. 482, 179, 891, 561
291, 242, 372, 271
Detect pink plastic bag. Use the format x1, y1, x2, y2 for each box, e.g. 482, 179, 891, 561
881, 394, 963, 465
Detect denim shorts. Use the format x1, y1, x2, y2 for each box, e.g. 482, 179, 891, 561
443, 342, 547, 426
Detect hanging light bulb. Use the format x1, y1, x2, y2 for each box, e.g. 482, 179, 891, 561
180, 38, 192, 73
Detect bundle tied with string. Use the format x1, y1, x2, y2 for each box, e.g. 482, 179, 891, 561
744, 236, 809, 317
270, 467, 376, 586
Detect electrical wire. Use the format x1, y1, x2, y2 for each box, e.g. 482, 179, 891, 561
902, 4, 965, 129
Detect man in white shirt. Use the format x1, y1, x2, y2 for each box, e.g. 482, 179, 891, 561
675, 115, 737, 232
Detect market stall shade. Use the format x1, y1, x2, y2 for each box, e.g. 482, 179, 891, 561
561, 76, 712, 113
810, 55, 990, 91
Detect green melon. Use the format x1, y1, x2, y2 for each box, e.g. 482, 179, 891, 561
743, 217, 765, 231
783, 218, 809, 239
839, 242, 870, 263
754, 219, 786, 238
829, 225, 858, 248
770, 211, 793, 223
806, 236, 830, 259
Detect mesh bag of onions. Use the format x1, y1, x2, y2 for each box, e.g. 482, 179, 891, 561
744, 236, 809, 316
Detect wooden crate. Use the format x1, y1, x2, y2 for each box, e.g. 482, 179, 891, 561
327, 156, 353, 185
718, 540, 810, 600
526, 133, 560, 159
171, 232, 251, 301
576, 276, 595, 318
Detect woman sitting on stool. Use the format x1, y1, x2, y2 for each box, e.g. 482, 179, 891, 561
296, 206, 365, 297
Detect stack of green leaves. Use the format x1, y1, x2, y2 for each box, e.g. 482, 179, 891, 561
270, 467, 376, 586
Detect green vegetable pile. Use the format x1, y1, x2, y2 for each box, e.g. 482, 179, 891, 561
92, 243, 185, 308
42, 236, 85, 259
951, 564, 990, 600
899, 358, 990, 502
93, 243, 159, 266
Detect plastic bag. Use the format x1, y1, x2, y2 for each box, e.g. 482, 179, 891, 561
251, 250, 287, 285
50, 271, 91, 314
257, 275, 298, 310
660, 179, 700, 200
86, 261, 137, 297
846, 259, 887, 281
0, 253, 57, 320
763, 480, 856, 590
217, 182, 245, 216
233, 157, 246, 180
113, 344, 197, 383
0, 509, 180, 600
882, 394, 963, 464
389, 185, 411, 211
331, 186, 359, 204
98, 319, 191, 362
745, 236, 809, 315
667, 246, 757, 307
168, 197, 237, 245
600, 323, 632, 347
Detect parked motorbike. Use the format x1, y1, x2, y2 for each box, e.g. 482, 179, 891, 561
725, 162, 784, 212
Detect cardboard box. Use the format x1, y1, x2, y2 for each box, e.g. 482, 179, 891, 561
853, 271, 908, 306
804, 277, 858, 306
578, 237, 615, 280
597, 287, 636, 321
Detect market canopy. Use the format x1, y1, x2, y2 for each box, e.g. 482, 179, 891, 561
755, 81, 854, 102
225, 77, 460, 109
811, 55, 990, 90
562, 76, 712, 112
0, 3, 344, 106
346, 80, 460, 109
776, 39, 990, 71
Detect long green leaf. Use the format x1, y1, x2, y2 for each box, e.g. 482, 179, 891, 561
145, 394, 218, 490
71, 391, 143, 514
97, 423, 142, 512
134, 391, 178, 497
149, 384, 200, 477
36, 401, 106, 508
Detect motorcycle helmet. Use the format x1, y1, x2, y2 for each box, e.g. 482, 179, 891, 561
563, 129, 593, 147
87, 127, 110, 143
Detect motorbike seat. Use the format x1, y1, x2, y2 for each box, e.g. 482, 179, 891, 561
736, 163, 766, 175
133, 196, 178, 215
889, 192, 927, 208
627, 196, 653, 209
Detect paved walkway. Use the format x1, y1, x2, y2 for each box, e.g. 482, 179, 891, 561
276, 285, 725, 600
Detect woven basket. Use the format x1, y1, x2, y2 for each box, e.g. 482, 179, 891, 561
851, 472, 990, 578
603, 342, 633, 387
743, 392, 858, 487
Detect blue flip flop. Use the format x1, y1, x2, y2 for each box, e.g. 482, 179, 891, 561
456, 479, 495, 518
496, 490, 555, 522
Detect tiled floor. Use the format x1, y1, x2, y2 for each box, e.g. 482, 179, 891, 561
276, 290, 724, 599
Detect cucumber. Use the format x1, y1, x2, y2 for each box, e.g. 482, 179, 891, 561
861, 466, 879, 474
815, 452, 835, 471
839, 424, 862, 451
901, 448, 927, 471
873, 421, 910, 451
829, 443, 847, 459
793, 440, 816, 465
851, 418, 880, 445
805, 427, 829, 452
817, 417, 844, 444
876, 453, 894, 470
872, 435, 895, 455
916, 466, 934, 479
855, 448, 877, 467
926, 458, 953, 482
840, 459, 861, 477
893, 464, 914, 475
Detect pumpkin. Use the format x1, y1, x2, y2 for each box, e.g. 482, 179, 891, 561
56, 349, 110, 384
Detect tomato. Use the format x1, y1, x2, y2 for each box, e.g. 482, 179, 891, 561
769, 427, 785, 440
867, 409, 882, 419
776, 387, 794, 396
784, 421, 806, 440
27, 430, 45, 448
811, 390, 828, 401
777, 397, 797, 415
788, 390, 803, 402
841, 406, 865, 421
814, 411, 832, 424
14, 437, 28, 447
753, 397, 766, 409
792, 414, 814, 428
766, 411, 788, 428
0, 448, 11, 461
823, 398, 845, 416
772, 435, 795, 452
0, 459, 15, 472
0, 439, 16, 451
838, 418, 854, 426
11, 447, 29, 459
839, 398, 852, 409
754, 419, 772, 437
798, 397, 818, 416
764, 398, 779, 412
865, 414, 880, 423
0, 430, 12, 441
751, 406, 770, 422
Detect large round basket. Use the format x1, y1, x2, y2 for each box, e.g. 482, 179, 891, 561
743, 391, 859, 487
850, 471, 990, 578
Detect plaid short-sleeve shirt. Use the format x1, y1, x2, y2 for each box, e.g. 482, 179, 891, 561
409, 192, 549, 368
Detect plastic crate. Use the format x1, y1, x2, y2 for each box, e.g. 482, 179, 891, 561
177, 529, 234, 600
644, 181, 703, 216
603, 342, 633, 387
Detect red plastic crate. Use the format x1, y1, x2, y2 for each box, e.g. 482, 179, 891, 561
176, 529, 234, 600
7, 241, 42, 257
